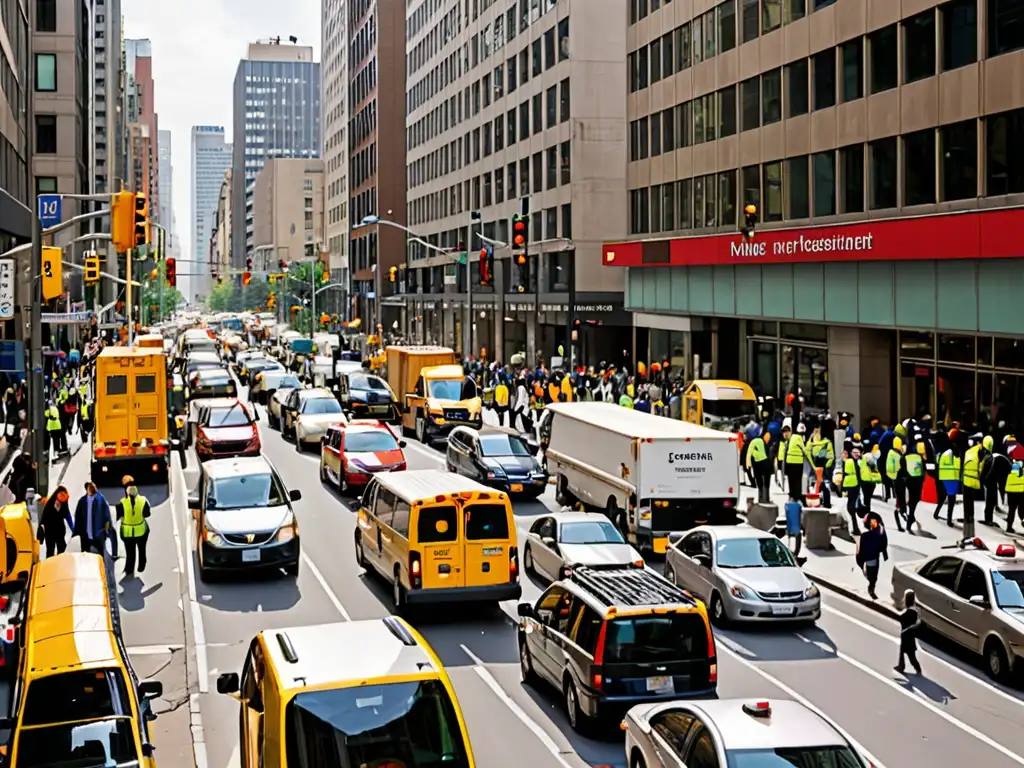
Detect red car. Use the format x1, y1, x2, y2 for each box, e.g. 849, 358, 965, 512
195, 399, 261, 461
319, 419, 407, 494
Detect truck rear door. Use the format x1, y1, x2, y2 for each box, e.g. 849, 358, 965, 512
130, 355, 161, 446
462, 500, 514, 589
414, 502, 465, 590
102, 360, 131, 446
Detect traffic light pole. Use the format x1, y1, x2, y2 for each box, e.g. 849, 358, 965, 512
467, 212, 481, 360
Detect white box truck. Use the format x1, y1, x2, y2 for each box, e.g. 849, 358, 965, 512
544, 402, 741, 553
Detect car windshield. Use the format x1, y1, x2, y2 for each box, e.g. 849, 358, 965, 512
478, 434, 531, 457
560, 521, 624, 545
346, 431, 398, 452
209, 473, 286, 509
604, 614, 709, 663
428, 379, 463, 400
349, 374, 389, 391
728, 746, 864, 768
991, 568, 1024, 609
22, 669, 126, 726
717, 537, 796, 568
207, 405, 252, 428
265, 374, 302, 390
15, 718, 139, 768
284, 680, 470, 768
301, 398, 342, 415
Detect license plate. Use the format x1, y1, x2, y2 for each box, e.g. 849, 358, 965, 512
770, 604, 796, 615
646, 675, 673, 693
241, 549, 261, 563
482, 546, 503, 556
370, 405, 387, 413
652, 537, 668, 554
510, 483, 523, 492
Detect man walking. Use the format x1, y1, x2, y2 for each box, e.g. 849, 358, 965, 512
894, 589, 923, 676
117, 476, 151, 578
74, 480, 113, 554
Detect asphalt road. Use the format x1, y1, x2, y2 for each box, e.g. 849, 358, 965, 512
144, 396, 1024, 768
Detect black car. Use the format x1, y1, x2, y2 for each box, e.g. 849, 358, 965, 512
446, 425, 546, 497
337, 371, 398, 424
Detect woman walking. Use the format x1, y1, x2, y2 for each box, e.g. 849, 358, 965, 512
39, 485, 74, 557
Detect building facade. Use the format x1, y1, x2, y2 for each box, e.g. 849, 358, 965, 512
190, 125, 231, 301
209, 168, 233, 292
611, 0, 1024, 431
125, 38, 159, 220
251, 158, 326, 272
231, 42, 321, 268
157, 129, 172, 230
401, 0, 628, 362
322, 0, 349, 315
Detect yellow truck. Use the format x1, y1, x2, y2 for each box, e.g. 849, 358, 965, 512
386, 346, 482, 443
92, 346, 174, 482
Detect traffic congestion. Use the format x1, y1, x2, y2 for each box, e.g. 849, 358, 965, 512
5, 312, 1024, 768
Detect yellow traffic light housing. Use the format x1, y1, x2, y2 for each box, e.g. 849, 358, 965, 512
111, 191, 136, 253
84, 255, 100, 284
41, 246, 63, 300
742, 203, 758, 240
133, 193, 150, 249
388, 266, 398, 283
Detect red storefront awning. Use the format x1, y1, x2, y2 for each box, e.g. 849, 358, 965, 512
602, 207, 1024, 268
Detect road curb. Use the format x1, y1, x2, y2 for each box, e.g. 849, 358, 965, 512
805, 571, 900, 620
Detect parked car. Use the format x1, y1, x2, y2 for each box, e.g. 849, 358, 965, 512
446, 425, 546, 497
319, 419, 407, 494
194, 399, 261, 462
523, 511, 644, 581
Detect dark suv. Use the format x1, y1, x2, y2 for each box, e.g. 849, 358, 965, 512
516, 566, 718, 733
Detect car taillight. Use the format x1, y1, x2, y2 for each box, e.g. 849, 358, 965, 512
0, 596, 9, 612
591, 621, 608, 691
705, 618, 717, 683
509, 545, 518, 582
409, 552, 422, 589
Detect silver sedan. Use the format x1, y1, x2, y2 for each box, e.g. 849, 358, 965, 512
665, 526, 820, 625
890, 542, 1024, 681
522, 511, 644, 581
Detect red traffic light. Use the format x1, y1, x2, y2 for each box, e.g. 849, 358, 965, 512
513, 234, 526, 247
166, 258, 177, 287
479, 248, 487, 258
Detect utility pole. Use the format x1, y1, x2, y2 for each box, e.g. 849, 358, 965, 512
310, 261, 316, 336
126, 246, 135, 346
468, 211, 481, 360
566, 247, 576, 371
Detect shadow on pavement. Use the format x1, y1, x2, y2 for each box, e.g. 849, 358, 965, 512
117, 577, 163, 611
717, 624, 841, 663
417, 614, 521, 667
520, 675, 625, 748
896, 672, 957, 704
193, 553, 301, 612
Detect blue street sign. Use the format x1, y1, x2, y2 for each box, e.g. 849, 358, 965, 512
37, 195, 62, 228
0, 340, 25, 374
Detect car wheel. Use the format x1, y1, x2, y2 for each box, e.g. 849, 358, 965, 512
710, 592, 727, 627
319, 463, 327, 483
630, 750, 647, 768
354, 532, 367, 570
520, 641, 537, 684
564, 678, 586, 733
986, 638, 1010, 681
523, 544, 535, 575
415, 416, 426, 444
284, 561, 299, 578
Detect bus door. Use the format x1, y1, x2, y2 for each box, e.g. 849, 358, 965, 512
415, 502, 464, 590
104, 359, 132, 442
461, 498, 514, 589
131, 356, 161, 445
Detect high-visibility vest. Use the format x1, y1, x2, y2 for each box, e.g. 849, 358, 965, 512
937, 451, 960, 482
560, 377, 573, 402
885, 452, 901, 480
748, 437, 767, 463
45, 407, 61, 432
963, 446, 982, 490
494, 384, 509, 407
618, 394, 634, 409
842, 458, 859, 488
809, 438, 834, 467
1007, 468, 1024, 494
784, 435, 806, 465
120, 496, 148, 538
80, 402, 91, 421
859, 457, 880, 484
904, 454, 924, 478
56, 389, 68, 404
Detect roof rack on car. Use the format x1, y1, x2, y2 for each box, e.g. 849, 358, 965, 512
569, 565, 696, 609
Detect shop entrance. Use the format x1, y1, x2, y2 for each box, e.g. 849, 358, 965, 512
746, 322, 829, 416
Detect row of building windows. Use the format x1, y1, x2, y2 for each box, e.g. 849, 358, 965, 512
629, 0, 833, 27
409, 77, 570, 190
409, 139, 571, 227
627, 107, 1024, 235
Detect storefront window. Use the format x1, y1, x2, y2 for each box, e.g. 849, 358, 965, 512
782, 345, 828, 413
977, 372, 995, 431
651, 330, 687, 372
748, 320, 778, 337
938, 334, 975, 364
937, 366, 976, 426
996, 374, 1024, 437
900, 362, 935, 419
780, 322, 827, 343
899, 330, 935, 359
995, 338, 1024, 370
750, 341, 778, 397
977, 337, 993, 367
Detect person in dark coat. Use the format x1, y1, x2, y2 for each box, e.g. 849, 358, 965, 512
73, 481, 114, 555
856, 515, 888, 600
895, 589, 923, 676
39, 485, 74, 557
5, 451, 34, 502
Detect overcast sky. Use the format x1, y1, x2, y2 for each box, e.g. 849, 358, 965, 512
122, 0, 320, 272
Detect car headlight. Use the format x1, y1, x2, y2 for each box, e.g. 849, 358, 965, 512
203, 529, 226, 548
276, 523, 297, 543
804, 584, 819, 599
729, 584, 752, 599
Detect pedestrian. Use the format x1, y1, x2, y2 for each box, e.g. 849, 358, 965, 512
38, 485, 73, 557
79, 393, 94, 440
855, 514, 888, 600
746, 430, 772, 504
885, 436, 908, 531
493, 375, 509, 427
1005, 454, 1024, 534
858, 446, 882, 514
44, 400, 65, 458
808, 426, 835, 508
904, 439, 926, 533
780, 424, 808, 504
934, 443, 961, 525
839, 447, 862, 535
961, 434, 987, 532
117, 476, 151, 578
4, 450, 34, 503
74, 480, 113, 555
63, 384, 81, 437
894, 589, 923, 676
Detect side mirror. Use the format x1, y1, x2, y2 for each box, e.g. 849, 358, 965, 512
216, 672, 240, 695
796, 556, 808, 568
517, 602, 534, 618
320, 435, 327, 444
667, 532, 685, 547
969, 594, 990, 608
290, 489, 303, 501
398, 440, 407, 448
187, 493, 201, 510
138, 680, 163, 700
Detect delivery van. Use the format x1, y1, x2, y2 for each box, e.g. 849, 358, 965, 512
682, 380, 758, 431
92, 346, 173, 482
386, 346, 482, 443
545, 402, 741, 553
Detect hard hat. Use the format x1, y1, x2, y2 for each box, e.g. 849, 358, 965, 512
983, 435, 994, 451
797, 423, 806, 434
917, 442, 926, 456
894, 423, 906, 437
892, 436, 903, 451
853, 433, 861, 441
122, 475, 135, 487
782, 416, 793, 430
637, 362, 647, 377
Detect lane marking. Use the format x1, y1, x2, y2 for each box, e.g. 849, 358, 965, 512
791, 631, 1024, 765
821, 592, 1024, 709
302, 552, 351, 620
403, 439, 445, 465
172, 457, 209, 694
459, 644, 576, 768
715, 643, 888, 768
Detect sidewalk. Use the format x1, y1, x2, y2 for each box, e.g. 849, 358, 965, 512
740, 479, 1021, 619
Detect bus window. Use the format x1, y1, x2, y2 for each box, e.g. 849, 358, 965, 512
135, 375, 156, 393
106, 376, 128, 396
22, 669, 131, 725
465, 505, 510, 539
416, 505, 458, 544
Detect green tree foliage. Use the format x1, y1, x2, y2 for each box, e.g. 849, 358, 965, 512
206, 281, 235, 312
206, 278, 274, 314
142, 261, 184, 323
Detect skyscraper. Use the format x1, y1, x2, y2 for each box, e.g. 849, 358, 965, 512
157, 130, 173, 231
321, 0, 349, 314
125, 39, 160, 220
191, 126, 232, 301
231, 41, 321, 267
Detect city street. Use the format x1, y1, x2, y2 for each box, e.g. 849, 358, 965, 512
113, 389, 1024, 768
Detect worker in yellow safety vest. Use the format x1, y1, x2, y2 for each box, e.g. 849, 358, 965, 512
117, 476, 152, 578
45, 400, 66, 457
746, 432, 771, 504
780, 423, 809, 503
839, 443, 862, 535
903, 441, 926, 533
858, 447, 882, 514
493, 379, 510, 426
935, 445, 961, 526
885, 436, 907, 532
1005, 454, 1024, 534
961, 435, 989, 530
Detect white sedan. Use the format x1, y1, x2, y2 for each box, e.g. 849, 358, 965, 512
522, 511, 644, 581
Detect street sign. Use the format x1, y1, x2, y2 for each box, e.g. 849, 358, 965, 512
41, 311, 93, 325
37, 195, 61, 228
0, 341, 25, 374
0, 259, 14, 319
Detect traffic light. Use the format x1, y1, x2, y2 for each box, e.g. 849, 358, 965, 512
166, 257, 177, 287
512, 214, 528, 252
742, 203, 758, 240
246, 256, 253, 270
133, 193, 149, 249
478, 248, 494, 287
111, 191, 135, 253
150, 268, 159, 281
243, 272, 252, 286
388, 266, 398, 283
41, 246, 62, 300
84, 255, 100, 285
267, 291, 276, 309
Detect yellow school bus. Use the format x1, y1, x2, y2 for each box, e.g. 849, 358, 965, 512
354, 469, 520, 610
92, 346, 172, 481
5, 553, 163, 767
